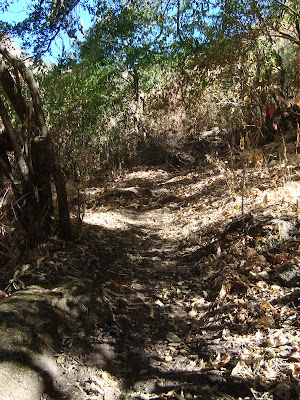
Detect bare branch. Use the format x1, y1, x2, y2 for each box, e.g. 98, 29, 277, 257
272, 31, 300, 46
0, 44, 48, 138
272, 0, 300, 19
0, 96, 31, 183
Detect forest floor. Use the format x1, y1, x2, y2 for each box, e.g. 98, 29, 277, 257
0, 132, 300, 400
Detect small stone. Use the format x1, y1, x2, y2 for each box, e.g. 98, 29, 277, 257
278, 263, 300, 287
257, 271, 269, 280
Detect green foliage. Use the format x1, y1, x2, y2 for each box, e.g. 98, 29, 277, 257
42, 62, 120, 173
41, 58, 172, 178
36, 0, 179, 178
1, 0, 299, 59
79, 1, 166, 70
2, 0, 299, 181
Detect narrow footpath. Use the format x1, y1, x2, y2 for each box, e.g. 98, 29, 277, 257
0, 154, 299, 400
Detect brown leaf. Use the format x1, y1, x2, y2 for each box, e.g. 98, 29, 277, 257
112, 279, 126, 289
290, 363, 300, 378
218, 282, 231, 300
260, 301, 276, 313
0, 290, 8, 300
166, 332, 181, 343
289, 352, 300, 362
257, 316, 274, 328
219, 353, 231, 367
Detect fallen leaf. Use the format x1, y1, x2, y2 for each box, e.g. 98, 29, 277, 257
188, 307, 197, 318
21, 264, 31, 273
260, 301, 277, 313
112, 279, 126, 288
166, 332, 181, 343
77, 328, 85, 339
222, 328, 231, 339
149, 306, 155, 318
256, 281, 269, 289
218, 283, 230, 300
289, 352, 300, 362
290, 363, 300, 378
258, 316, 274, 328
231, 361, 252, 378
0, 290, 8, 299
236, 311, 247, 322
245, 247, 256, 259
155, 299, 165, 308
115, 296, 128, 303
240, 351, 260, 365
101, 371, 112, 381
219, 353, 231, 367
55, 353, 67, 364
36, 257, 45, 268
191, 297, 207, 307
273, 333, 289, 347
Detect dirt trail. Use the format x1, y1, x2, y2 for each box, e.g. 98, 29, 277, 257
0, 157, 300, 400
59, 162, 299, 400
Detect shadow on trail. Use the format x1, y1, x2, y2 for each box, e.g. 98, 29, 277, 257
56, 167, 256, 398
1, 164, 298, 399
67, 221, 255, 399
0, 349, 70, 400
72, 165, 300, 399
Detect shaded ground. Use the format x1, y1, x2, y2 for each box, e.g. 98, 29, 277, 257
0, 134, 300, 399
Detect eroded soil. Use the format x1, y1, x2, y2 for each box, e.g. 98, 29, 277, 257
0, 138, 300, 400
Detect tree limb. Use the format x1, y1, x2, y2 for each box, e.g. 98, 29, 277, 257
0, 96, 31, 187
272, 0, 300, 19
0, 44, 48, 138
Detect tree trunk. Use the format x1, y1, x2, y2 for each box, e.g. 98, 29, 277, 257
31, 137, 54, 217
0, 57, 28, 121
0, 45, 72, 240
0, 96, 34, 197
49, 139, 72, 239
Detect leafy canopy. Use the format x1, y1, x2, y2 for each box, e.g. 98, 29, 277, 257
1, 0, 298, 60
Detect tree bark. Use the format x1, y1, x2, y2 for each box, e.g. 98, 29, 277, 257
0, 45, 72, 240
0, 57, 28, 121
0, 96, 33, 194
48, 139, 72, 239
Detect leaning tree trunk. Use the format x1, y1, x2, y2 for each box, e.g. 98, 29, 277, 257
0, 45, 72, 240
